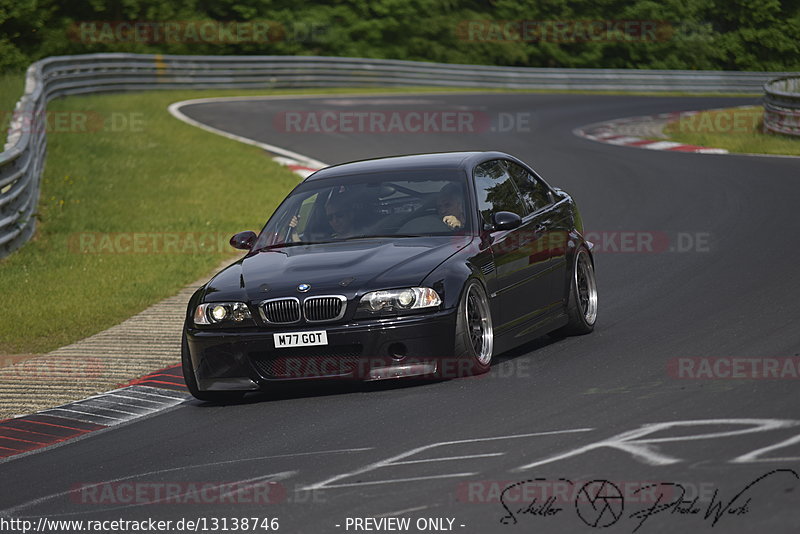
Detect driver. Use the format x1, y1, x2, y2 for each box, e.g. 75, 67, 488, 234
436, 183, 466, 230
324, 196, 356, 238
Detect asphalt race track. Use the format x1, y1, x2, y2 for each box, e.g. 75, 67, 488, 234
2, 93, 799, 533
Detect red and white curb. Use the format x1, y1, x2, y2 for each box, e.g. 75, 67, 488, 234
0, 366, 188, 462
575, 111, 729, 154
272, 156, 322, 178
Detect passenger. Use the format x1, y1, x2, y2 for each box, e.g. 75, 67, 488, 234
287, 194, 355, 241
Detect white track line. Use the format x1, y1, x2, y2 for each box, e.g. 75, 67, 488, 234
302, 428, 594, 490
167, 97, 328, 170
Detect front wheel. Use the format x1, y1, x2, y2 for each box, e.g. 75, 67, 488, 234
554, 246, 598, 336
452, 280, 494, 376
181, 332, 245, 402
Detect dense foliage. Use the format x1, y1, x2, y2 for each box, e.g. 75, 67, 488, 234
1, 0, 799, 73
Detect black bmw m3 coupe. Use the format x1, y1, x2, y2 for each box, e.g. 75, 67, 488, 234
182, 151, 597, 401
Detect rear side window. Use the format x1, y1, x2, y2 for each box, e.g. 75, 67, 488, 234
473, 160, 528, 225
505, 161, 551, 213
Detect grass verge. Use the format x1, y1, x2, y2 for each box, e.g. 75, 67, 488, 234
663, 106, 800, 156
0, 88, 302, 354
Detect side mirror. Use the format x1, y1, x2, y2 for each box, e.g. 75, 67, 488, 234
492, 211, 522, 231
230, 231, 257, 250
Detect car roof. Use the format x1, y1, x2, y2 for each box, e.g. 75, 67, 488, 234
305, 151, 513, 181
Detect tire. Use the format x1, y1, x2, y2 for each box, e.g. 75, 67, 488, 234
452, 280, 494, 376
553, 246, 598, 336
181, 332, 246, 403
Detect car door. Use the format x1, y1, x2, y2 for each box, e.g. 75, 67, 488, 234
505, 160, 571, 311
473, 159, 552, 330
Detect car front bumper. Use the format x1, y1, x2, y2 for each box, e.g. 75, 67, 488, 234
185, 309, 459, 391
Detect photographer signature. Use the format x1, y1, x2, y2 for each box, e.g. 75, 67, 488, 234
498, 469, 798, 531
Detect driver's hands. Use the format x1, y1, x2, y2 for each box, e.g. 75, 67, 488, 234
443, 215, 463, 229
288, 215, 301, 242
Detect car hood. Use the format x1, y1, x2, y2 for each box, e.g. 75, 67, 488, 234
203, 236, 472, 302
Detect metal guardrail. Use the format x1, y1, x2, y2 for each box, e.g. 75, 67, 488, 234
1, 53, 796, 258
763, 77, 800, 137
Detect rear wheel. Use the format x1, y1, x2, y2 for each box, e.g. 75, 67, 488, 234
452, 280, 493, 376
181, 332, 245, 402
554, 246, 598, 336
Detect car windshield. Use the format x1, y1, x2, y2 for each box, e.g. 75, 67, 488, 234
254, 170, 472, 249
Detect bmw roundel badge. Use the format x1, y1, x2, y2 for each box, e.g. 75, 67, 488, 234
297, 283, 311, 292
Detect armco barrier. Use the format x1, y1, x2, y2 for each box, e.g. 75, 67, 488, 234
0, 53, 794, 258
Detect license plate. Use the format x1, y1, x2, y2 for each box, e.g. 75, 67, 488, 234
273, 330, 328, 348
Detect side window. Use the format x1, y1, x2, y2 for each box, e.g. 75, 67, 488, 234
505, 161, 551, 213
473, 160, 528, 225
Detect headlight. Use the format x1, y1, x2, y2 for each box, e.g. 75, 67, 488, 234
356, 287, 441, 317
194, 302, 253, 325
